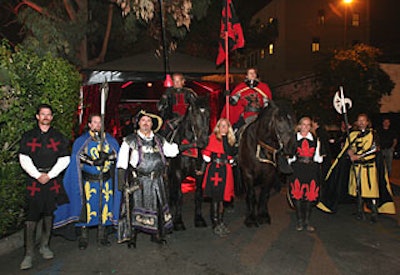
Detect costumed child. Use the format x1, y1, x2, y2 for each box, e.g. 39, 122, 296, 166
202, 118, 236, 237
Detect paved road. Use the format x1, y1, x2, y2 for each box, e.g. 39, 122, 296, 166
2, 186, 400, 275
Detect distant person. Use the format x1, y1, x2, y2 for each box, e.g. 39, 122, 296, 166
312, 117, 331, 179
122, 115, 135, 137
221, 67, 272, 132
157, 73, 198, 138
19, 104, 70, 270
377, 118, 397, 176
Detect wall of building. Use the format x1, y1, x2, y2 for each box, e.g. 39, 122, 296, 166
380, 63, 400, 113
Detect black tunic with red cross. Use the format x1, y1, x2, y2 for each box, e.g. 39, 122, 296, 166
289, 136, 321, 202
202, 134, 235, 202
19, 126, 69, 221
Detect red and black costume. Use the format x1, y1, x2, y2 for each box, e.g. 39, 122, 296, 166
221, 79, 272, 130
288, 132, 322, 231
19, 126, 70, 221
202, 133, 236, 235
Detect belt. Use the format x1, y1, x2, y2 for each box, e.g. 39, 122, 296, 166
38, 167, 51, 173
297, 157, 313, 164
82, 171, 111, 181
136, 170, 163, 180
212, 158, 228, 165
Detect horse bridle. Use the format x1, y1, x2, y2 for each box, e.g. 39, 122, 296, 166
255, 121, 285, 166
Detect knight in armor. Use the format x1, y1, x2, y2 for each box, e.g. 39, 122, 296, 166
53, 114, 121, 250
202, 118, 236, 237
288, 117, 324, 232
221, 67, 273, 131
116, 110, 179, 247
317, 114, 396, 222
19, 104, 70, 270
157, 73, 198, 138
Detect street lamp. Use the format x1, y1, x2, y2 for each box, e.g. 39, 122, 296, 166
343, 0, 353, 47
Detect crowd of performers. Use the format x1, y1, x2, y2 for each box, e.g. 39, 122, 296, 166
18, 70, 397, 270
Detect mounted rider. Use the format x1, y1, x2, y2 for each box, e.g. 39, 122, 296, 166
157, 73, 198, 139
221, 67, 273, 132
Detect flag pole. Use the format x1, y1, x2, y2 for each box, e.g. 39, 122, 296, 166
225, 0, 230, 121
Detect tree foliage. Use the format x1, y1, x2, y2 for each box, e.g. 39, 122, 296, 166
295, 44, 394, 125
5, 0, 211, 67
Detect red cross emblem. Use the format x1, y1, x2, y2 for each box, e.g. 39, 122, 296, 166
211, 172, 223, 187
173, 93, 188, 116
47, 138, 60, 152
50, 180, 61, 194
27, 181, 41, 197
27, 138, 42, 153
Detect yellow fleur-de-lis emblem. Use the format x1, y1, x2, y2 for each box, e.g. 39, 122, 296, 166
84, 181, 96, 201
101, 204, 113, 224
102, 181, 113, 202
86, 203, 97, 223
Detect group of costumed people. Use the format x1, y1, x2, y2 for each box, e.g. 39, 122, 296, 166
18, 70, 397, 271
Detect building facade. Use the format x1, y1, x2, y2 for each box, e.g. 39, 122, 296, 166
247, 0, 370, 86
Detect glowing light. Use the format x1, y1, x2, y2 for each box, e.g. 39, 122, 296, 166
121, 81, 133, 89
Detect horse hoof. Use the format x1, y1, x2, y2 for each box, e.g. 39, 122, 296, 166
194, 216, 207, 228
244, 218, 259, 228
257, 215, 271, 225
127, 241, 136, 249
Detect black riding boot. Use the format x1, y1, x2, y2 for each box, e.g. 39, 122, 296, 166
20, 221, 36, 270
78, 227, 88, 250
356, 196, 366, 221
40, 216, 54, 259
210, 201, 219, 229
370, 199, 378, 223
98, 226, 111, 246
304, 202, 315, 232
128, 229, 137, 248
294, 200, 303, 231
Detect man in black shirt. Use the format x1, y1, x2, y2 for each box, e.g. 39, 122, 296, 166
377, 118, 398, 176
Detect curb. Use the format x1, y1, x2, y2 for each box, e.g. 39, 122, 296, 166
0, 230, 24, 256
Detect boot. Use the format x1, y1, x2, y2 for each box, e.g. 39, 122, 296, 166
210, 202, 219, 229
294, 200, 304, 231
370, 199, 378, 223
151, 231, 167, 245
128, 229, 137, 249
78, 227, 88, 250
304, 202, 315, 232
356, 195, 366, 221
98, 226, 111, 246
20, 221, 36, 270
39, 216, 54, 259
218, 210, 230, 235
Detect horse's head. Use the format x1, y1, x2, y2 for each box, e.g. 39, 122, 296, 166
186, 96, 210, 148
257, 100, 296, 156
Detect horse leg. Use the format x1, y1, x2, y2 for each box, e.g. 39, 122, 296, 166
194, 171, 207, 227
257, 185, 271, 225
172, 169, 186, 231
244, 183, 258, 227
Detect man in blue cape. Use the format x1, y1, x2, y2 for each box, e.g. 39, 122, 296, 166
54, 114, 121, 249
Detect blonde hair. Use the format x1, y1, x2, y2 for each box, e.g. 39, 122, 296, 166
297, 116, 315, 136
213, 118, 236, 146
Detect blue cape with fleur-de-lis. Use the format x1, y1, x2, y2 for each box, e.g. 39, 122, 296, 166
53, 132, 121, 229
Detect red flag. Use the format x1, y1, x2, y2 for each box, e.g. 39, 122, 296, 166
216, 0, 245, 66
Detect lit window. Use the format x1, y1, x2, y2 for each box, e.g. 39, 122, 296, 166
268, 43, 274, 55
318, 9, 325, 25
260, 49, 265, 59
269, 17, 274, 24
311, 38, 320, 52
352, 13, 360, 26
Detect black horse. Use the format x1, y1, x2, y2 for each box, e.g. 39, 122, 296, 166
167, 97, 210, 230
239, 100, 296, 227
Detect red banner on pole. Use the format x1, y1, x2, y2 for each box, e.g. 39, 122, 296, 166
216, 0, 245, 66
